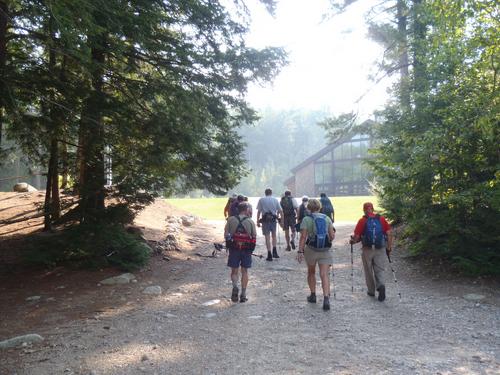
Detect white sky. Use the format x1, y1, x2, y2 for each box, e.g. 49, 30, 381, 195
245, 0, 393, 117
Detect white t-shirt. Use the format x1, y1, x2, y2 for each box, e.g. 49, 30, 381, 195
257, 196, 282, 215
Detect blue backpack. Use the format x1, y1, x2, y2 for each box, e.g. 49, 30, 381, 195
306, 213, 332, 249
362, 215, 385, 249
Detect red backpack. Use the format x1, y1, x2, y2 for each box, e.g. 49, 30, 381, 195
231, 217, 256, 251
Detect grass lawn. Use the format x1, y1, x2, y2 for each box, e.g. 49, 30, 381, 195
166, 196, 380, 222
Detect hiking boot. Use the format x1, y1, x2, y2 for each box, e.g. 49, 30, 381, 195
307, 293, 317, 303
285, 245, 291, 251
367, 291, 375, 297
231, 286, 239, 302
266, 252, 273, 261
377, 285, 386, 302
291, 240, 296, 250
272, 248, 279, 258
323, 296, 330, 311
239, 295, 248, 303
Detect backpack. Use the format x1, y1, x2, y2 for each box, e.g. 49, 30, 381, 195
261, 212, 277, 223
230, 217, 256, 251
298, 204, 307, 221
362, 214, 385, 249
320, 197, 334, 217
306, 213, 332, 249
280, 196, 296, 217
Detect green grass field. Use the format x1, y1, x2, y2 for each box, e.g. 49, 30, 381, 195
166, 196, 379, 222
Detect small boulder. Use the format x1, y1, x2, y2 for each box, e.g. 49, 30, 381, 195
13, 182, 38, 193
463, 293, 485, 302
181, 215, 195, 227
142, 286, 162, 295
0, 334, 44, 349
100, 273, 136, 285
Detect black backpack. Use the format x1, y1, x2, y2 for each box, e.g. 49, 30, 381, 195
280, 196, 296, 217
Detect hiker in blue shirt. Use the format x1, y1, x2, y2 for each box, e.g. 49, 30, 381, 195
297, 198, 335, 311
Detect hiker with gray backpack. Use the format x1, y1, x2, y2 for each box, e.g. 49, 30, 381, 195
349, 202, 393, 301
296, 198, 336, 311
280, 190, 299, 251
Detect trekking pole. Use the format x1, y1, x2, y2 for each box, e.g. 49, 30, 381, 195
277, 219, 281, 250
350, 242, 354, 293
251, 253, 264, 259
386, 249, 402, 300
331, 264, 336, 300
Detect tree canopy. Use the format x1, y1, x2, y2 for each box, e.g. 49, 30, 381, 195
327, 0, 499, 274
0, 0, 287, 225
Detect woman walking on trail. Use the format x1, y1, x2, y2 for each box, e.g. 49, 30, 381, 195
296, 198, 335, 311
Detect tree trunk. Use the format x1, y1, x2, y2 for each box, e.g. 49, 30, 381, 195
78, 34, 107, 221
411, 0, 428, 115
43, 144, 54, 231
0, 0, 8, 146
397, 0, 410, 109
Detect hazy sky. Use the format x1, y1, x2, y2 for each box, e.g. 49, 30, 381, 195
245, 0, 393, 117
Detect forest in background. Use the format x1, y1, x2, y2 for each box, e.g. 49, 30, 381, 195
234, 108, 329, 197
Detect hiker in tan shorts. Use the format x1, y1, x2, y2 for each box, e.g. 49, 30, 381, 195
297, 198, 335, 311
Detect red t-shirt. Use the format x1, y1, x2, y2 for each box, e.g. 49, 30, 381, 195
354, 213, 391, 237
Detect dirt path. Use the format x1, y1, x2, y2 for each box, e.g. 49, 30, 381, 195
1, 210, 499, 374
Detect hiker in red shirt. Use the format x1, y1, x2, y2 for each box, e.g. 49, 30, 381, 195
350, 202, 393, 301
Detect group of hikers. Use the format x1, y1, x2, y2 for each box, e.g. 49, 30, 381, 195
223, 189, 393, 310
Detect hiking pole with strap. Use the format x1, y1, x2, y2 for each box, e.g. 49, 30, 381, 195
350, 242, 354, 293
277, 218, 281, 250
331, 263, 337, 300
386, 249, 401, 300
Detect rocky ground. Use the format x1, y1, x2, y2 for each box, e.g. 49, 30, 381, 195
0, 193, 499, 374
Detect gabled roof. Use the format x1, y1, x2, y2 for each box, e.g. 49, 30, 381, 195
289, 119, 375, 174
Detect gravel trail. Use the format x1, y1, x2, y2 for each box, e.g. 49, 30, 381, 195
2, 221, 499, 375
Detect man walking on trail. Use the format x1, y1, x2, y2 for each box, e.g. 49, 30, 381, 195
319, 193, 334, 222
349, 202, 393, 302
295, 196, 309, 232
224, 202, 257, 303
256, 188, 283, 261
297, 198, 335, 311
280, 190, 299, 251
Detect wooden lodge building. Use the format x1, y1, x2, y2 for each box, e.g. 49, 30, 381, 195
284, 120, 375, 197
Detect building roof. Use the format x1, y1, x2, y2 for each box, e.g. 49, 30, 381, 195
288, 119, 376, 174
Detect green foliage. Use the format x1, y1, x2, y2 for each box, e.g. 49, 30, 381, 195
24, 221, 151, 271
366, 0, 500, 275
0, 0, 287, 218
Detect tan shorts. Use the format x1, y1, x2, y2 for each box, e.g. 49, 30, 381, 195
304, 245, 333, 266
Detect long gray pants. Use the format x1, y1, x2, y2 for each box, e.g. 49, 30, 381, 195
361, 246, 386, 294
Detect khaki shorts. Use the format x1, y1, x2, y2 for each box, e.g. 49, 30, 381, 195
304, 245, 333, 266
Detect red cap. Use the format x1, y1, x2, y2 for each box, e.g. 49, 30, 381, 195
363, 202, 374, 211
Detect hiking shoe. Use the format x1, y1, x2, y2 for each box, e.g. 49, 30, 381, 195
272, 248, 279, 258
323, 296, 330, 311
286, 245, 291, 251
231, 286, 239, 302
291, 240, 296, 250
307, 293, 317, 303
367, 291, 375, 297
266, 252, 273, 261
377, 285, 386, 302
240, 295, 248, 303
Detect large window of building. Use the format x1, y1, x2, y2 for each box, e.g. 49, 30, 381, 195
314, 134, 372, 196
